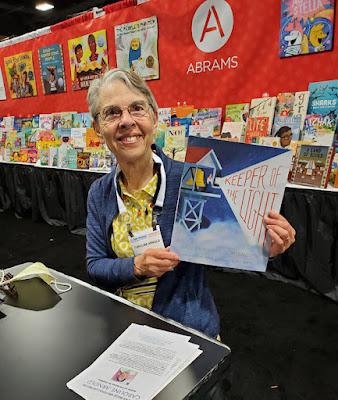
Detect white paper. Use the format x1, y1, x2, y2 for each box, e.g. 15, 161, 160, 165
67, 323, 202, 400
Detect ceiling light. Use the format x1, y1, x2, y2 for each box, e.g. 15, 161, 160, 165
35, 2, 54, 11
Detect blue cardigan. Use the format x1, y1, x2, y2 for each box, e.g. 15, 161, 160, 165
86, 146, 220, 338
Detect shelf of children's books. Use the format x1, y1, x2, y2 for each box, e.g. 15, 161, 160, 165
286, 182, 338, 193
0, 160, 110, 174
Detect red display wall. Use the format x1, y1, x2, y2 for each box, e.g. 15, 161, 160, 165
0, 0, 337, 116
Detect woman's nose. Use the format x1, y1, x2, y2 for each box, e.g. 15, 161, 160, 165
119, 108, 136, 127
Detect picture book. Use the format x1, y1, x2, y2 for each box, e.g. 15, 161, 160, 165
48, 147, 58, 167
38, 43, 66, 95
72, 112, 92, 128
71, 128, 86, 149
225, 103, 249, 123
252, 136, 282, 147
290, 144, 333, 188
115, 16, 159, 80
77, 151, 91, 169
245, 97, 277, 143
275, 91, 309, 129
32, 115, 40, 129
221, 121, 244, 142
66, 148, 78, 169
155, 108, 171, 148
189, 124, 214, 139
68, 30, 108, 91
272, 115, 302, 142
328, 147, 338, 187
280, 0, 334, 58
308, 79, 338, 115
39, 149, 49, 166
163, 125, 187, 161
4, 51, 37, 99
170, 136, 292, 271
2, 116, 14, 132
192, 108, 222, 137
89, 148, 106, 170
39, 114, 54, 130
85, 128, 101, 149
302, 113, 336, 146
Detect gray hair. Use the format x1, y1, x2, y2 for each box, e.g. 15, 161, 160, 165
87, 68, 158, 121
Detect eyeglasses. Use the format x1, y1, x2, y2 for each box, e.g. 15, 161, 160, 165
95, 101, 150, 123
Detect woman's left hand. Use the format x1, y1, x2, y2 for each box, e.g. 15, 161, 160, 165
264, 210, 296, 257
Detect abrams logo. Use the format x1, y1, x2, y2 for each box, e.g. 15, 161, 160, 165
192, 0, 234, 53
188, 0, 238, 74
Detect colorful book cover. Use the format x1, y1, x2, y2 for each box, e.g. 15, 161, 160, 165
193, 108, 222, 137
71, 128, 86, 149
272, 115, 302, 142
291, 144, 333, 188
48, 147, 58, 167
328, 147, 338, 187
4, 51, 37, 99
68, 30, 108, 91
280, 0, 334, 58
32, 115, 40, 129
302, 113, 336, 146
39, 114, 54, 130
275, 91, 309, 130
39, 149, 49, 166
221, 122, 244, 142
308, 79, 338, 115
66, 148, 78, 169
72, 112, 92, 128
189, 124, 214, 139
225, 103, 249, 123
252, 136, 282, 147
77, 151, 91, 169
170, 136, 292, 271
163, 125, 187, 161
115, 16, 159, 80
89, 149, 106, 170
245, 97, 277, 143
38, 43, 66, 95
85, 128, 101, 149
0, 67, 6, 100
2, 116, 14, 132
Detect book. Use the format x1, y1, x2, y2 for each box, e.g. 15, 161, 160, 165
38, 43, 66, 95
302, 113, 336, 146
72, 112, 92, 128
275, 91, 309, 129
221, 122, 244, 142
170, 136, 292, 272
225, 103, 249, 123
189, 124, 214, 139
192, 108, 222, 137
329, 147, 338, 187
77, 151, 91, 169
280, 0, 335, 58
272, 115, 302, 142
245, 96, 277, 143
163, 125, 187, 161
290, 144, 334, 188
39, 114, 54, 130
308, 80, 338, 115
115, 16, 159, 80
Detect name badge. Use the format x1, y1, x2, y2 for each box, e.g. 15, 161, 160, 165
129, 226, 165, 256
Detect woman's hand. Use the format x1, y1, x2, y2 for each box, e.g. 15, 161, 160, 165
264, 210, 296, 257
134, 247, 180, 278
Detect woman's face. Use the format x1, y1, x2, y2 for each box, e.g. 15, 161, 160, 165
95, 80, 157, 165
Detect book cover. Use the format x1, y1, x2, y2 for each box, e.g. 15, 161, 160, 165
272, 115, 302, 142
302, 113, 336, 146
225, 103, 249, 123
192, 108, 222, 137
245, 97, 277, 143
115, 16, 159, 80
68, 30, 108, 91
39, 114, 54, 130
275, 91, 309, 129
291, 144, 333, 188
77, 151, 91, 169
39, 149, 49, 166
72, 112, 92, 128
170, 136, 292, 271
4, 51, 38, 99
329, 147, 338, 187
280, 0, 334, 58
38, 43, 66, 95
221, 121, 244, 142
66, 148, 78, 169
163, 125, 187, 161
308, 79, 338, 115
85, 128, 101, 149
189, 124, 214, 139
71, 128, 86, 149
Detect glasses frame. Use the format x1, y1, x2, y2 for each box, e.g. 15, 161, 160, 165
95, 101, 152, 124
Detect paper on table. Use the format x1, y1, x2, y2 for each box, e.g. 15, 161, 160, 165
67, 323, 202, 400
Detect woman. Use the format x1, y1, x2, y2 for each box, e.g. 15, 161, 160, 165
86, 69, 296, 338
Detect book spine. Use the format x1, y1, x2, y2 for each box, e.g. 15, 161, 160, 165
321, 146, 334, 188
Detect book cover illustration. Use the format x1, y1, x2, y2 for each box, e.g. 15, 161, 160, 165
72, 112, 92, 128
221, 121, 244, 142
155, 107, 171, 148
225, 103, 249, 122
0, 67, 6, 100
115, 16, 159, 80
301, 113, 336, 146
189, 124, 214, 139
39, 114, 54, 130
280, 0, 334, 58
192, 108, 222, 137
272, 115, 302, 143
85, 128, 102, 149
38, 44, 66, 95
77, 151, 91, 169
275, 91, 309, 129
170, 136, 292, 272
291, 144, 333, 188
245, 97, 277, 144
68, 30, 108, 91
163, 125, 187, 161
4, 51, 37, 99
308, 79, 338, 115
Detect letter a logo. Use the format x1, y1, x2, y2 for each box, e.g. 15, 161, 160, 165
192, 0, 234, 53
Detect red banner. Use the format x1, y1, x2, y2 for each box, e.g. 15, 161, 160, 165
0, 0, 337, 116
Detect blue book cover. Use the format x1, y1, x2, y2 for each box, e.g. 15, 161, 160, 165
308, 79, 338, 115
170, 136, 292, 272
38, 43, 66, 95
272, 115, 302, 141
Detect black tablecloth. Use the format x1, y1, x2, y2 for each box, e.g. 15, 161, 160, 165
1, 162, 337, 298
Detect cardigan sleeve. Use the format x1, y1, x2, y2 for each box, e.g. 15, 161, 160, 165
86, 181, 140, 291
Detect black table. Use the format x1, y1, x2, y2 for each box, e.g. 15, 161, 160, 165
0, 263, 231, 400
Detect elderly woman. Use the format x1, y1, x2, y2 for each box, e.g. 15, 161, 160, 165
86, 68, 296, 339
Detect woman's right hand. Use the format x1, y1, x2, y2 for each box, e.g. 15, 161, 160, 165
134, 247, 180, 278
